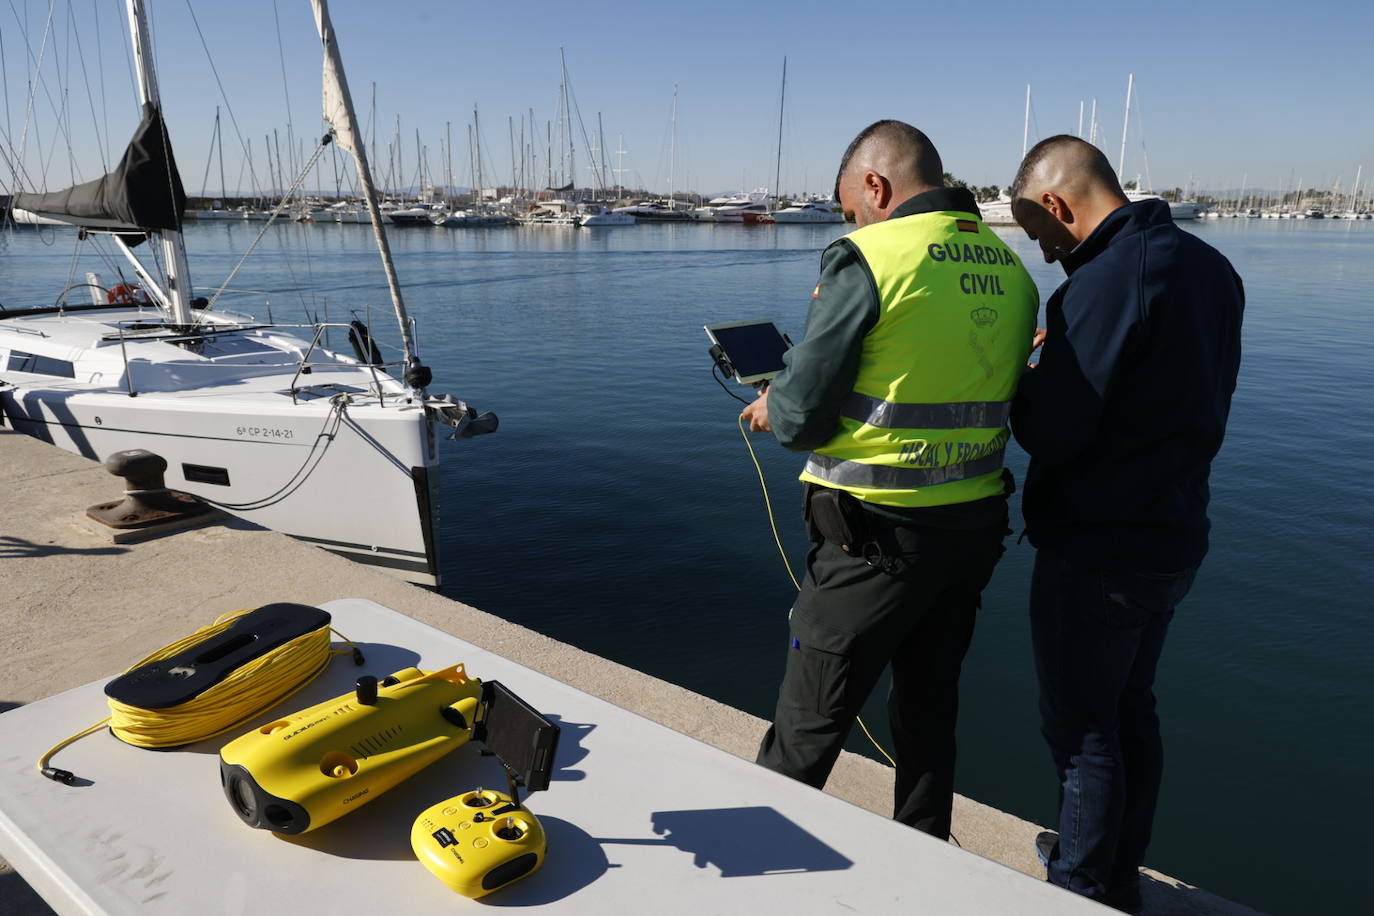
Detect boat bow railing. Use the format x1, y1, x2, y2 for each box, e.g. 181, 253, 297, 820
101, 319, 408, 405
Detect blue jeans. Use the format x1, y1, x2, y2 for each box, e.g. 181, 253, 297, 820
1030, 546, 1197, 903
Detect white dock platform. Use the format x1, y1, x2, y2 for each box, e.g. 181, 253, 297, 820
0, 598, 1106, 915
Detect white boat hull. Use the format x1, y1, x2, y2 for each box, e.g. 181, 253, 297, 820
579, 212, 635, 226
1, 383, 441, 585
771, 210, 844, 223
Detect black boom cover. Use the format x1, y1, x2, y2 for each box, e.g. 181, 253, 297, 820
10, 103, 186, 238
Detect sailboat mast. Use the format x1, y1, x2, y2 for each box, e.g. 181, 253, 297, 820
474, 105, 483, 201
1118, 72, 1134, 179
774, 57, 787, 205
124, 0, 194, 327
669, 85, 677, 208
1022, 85, 1031, 158
468, 124, 476, 201
559, 48, 574, 197
597, 111, 607, 194
774, 58, 785, 204
310, 0, 423, 381
216, 106, 226, 201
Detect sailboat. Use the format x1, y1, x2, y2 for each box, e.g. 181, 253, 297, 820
0, 0, 496, 589
1114, 74, 1198, 220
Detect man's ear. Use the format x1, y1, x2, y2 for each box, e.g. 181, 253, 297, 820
1041, 191, 1073, 224
865, 170, 891, 209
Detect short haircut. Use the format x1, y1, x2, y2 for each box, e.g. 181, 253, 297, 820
833, 120, 944, 200
1011, 134, 1121, 201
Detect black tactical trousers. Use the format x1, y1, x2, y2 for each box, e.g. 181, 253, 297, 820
755, 516, 1007, 839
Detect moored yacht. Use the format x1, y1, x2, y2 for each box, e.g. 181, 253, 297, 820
386, 203, 442, 226
578, 205, 635, 227
612, 200, 694, 221
712, 192, 774, 223
770, 200, 844, 223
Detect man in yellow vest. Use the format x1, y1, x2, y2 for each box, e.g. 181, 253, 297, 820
743, 120, 1038, 838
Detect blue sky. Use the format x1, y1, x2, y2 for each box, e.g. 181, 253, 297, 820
3, 0, 1371, 198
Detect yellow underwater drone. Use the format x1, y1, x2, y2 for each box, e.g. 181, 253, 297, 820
218, 661, 560, 896
218, 664, 483, 834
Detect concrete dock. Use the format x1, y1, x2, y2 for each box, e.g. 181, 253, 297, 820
0, 429, 1261, 915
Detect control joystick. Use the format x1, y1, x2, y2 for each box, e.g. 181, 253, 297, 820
411, 789, 546, 897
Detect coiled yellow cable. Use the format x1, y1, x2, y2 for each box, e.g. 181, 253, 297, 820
38, 608, 356, 782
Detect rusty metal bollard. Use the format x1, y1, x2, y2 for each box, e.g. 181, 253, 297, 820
86, 449, 213, 529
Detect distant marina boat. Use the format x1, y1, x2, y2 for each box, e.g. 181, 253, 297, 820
978, 197, 1015, 226
613, 200, 694, 221
1168, 200, 1201, 220
196, 206, 246, 221
439, 209, 512, 227
768, 200, 843, 223
387, 203, 443, 226
711, 192, 774, 223
578, 205, 635, 227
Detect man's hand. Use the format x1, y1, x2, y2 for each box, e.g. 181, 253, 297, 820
1028, 327, 1047, 367
742, 386, 772, 432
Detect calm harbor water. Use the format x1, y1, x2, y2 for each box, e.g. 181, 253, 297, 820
3, 215, 1370, 914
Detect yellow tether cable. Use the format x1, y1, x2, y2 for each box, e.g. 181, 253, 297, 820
38, 608, 358, 783
737, 415, 897, 769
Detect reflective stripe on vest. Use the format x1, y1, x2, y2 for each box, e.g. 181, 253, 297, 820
804, 447, 1007, 490
839, 392, 1012, 430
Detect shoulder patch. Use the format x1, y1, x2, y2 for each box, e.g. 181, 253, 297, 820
956, 219, 979, 233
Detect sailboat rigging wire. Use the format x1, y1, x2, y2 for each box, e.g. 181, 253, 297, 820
181, 0, 262, 200
1, 6, 10, 184
11, 0, 56, 187
201, 138, 331, 319
67, 2, 109, 174
1134, 92, 1154, 193
559, 50, 605, 194
272, 0, 299, 183
61, 230, 84, 304
93, 0, 110, 168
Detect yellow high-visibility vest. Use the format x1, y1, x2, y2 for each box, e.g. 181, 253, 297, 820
799, 209, 1038, 507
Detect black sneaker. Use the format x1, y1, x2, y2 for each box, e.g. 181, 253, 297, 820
1034, 830, 1058, 868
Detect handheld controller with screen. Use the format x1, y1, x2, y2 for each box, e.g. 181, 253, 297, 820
410, 680, 561, 897
704, 320, 792, 385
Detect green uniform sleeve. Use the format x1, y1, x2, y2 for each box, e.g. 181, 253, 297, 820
768, 240, 880, 451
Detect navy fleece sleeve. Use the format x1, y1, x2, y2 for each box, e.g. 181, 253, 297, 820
767, 240, 880, 451
1011, 266, 1140, 467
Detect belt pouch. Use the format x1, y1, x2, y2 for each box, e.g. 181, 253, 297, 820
804, 483, 870, 555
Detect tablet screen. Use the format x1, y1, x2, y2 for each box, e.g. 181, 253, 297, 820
706, 321, 790, 383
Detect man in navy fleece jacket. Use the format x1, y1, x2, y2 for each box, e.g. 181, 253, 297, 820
1008, 135, 1243, 912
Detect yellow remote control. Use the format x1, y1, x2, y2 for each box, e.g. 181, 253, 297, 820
411, 789, 547, 897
